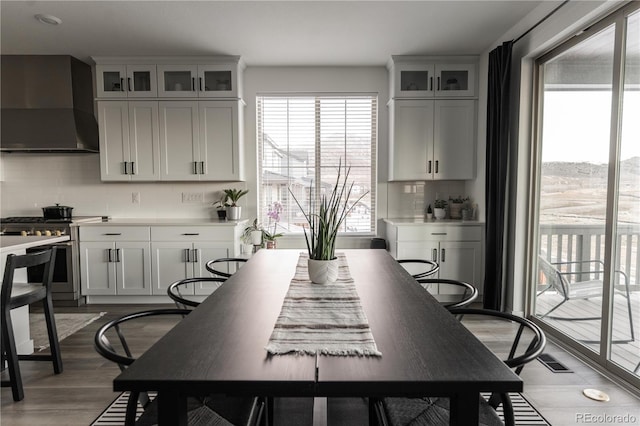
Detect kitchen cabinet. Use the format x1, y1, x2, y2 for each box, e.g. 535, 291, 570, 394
79, 227, 152, 296
388, 56, 477, 99
150, 226, 241, 296
158, 100, 243, 181
96, 64, 157, 98
97, 101, 160, 181
157, 63, 241, 98
389, 98, 475, 181
385, 221, 483, 295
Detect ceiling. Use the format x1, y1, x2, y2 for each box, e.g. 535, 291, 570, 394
1, 1, 547, 66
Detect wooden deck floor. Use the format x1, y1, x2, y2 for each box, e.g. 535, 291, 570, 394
536, 291, 640, 374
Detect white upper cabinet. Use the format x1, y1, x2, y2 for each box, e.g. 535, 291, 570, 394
389, 56, 477, 99
157, 61, 241, 98
96, 64, 157, 98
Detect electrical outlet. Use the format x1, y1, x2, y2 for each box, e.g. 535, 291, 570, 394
182, 192, 204, 203
132, 192, 140, 204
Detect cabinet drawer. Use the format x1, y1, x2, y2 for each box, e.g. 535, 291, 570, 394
151, 226, 235, 241
397, 225, 481, 242
80, 226, 150, 241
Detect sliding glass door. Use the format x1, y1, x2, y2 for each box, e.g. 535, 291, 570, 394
532, 3, 639, 381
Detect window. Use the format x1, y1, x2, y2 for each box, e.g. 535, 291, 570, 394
257, 95, 377, 236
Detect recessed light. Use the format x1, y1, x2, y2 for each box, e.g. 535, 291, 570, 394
35, 14, 62, 26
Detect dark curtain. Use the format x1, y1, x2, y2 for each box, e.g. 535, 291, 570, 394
483, 41, 513, 311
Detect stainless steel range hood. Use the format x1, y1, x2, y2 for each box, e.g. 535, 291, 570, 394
1, 55, 99, 153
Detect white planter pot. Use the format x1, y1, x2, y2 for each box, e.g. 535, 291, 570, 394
250, 230, 263, 245
307, 258, 339, 284
434, 208, 446, 220
226, 206, 241, 220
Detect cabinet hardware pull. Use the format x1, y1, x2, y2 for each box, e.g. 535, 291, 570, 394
104, 233, 122, 236
437, 76, 441, 91
130, 161, 135, 175
429, 77, 433, 91
192, 249, 198, 263
191, 77, 195, 91
123, 161, 129, 175
435, 160, 439, 174
199, 161, 205, 174
107, 248, 113, 263
120, 78, 125, 92
431, 232, 447, 235
193, 161, 198, 174
199, 77, 203, 91
182, 233, 200, 236
116, 248, 121, 262
127, 77, 132, 92
185, 248, 191, 263
432, 248, 437, 262
441, 248, 445, 262
428, 160, 432, 174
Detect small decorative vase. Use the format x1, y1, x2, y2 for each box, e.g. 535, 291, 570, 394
426, 213, 433, 220
434, 208, 446, 220
307, 258, 339, 284
250, 230, 263, 246
265, 240, 276, 249
226, 206, 241, 220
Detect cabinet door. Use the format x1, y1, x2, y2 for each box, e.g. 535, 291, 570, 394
157, 65, 198, 97
198, 65, 237, 98
96, 65, 127, 98
397, 241, 440, 294
159, 101, 200, 180
125, 65, 157, 98
128, 101, 160, 180
199, 101, 240, 180
433, 99, 476, 180
394, 63, 435, 98
389, 100, 434, 181
435, 64, 476, 98
79, 242, 116, 295
151, 242, 193, 295
193, 242, 230, 295
438, 241, 482, 288
98, 101, 130, 181
114, 242, 152, 295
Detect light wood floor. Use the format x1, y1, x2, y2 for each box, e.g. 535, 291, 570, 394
2, 304, 640, 425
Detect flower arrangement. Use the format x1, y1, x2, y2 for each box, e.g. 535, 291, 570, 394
289, 160, 368, 261
263, 202, 284, 246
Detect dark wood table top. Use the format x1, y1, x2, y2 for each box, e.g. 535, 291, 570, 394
114, 249, 522, 416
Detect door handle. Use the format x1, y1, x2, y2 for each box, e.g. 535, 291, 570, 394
127, 77, 132, 92
130, 162, 135, 175
428, 160, 432, 174
123, 161, 129, 175
199, 77, 203, 91
199, 161, 205, 174
191, 77, 195, 91
120, 78, 124, 92
192, 249, 198, 263
185, 248, 191, 263
182, 233, 200, 236
441, 248, 445, 262
103, 233, 122, 236
437, 76, 441, 91
429, 77, 433, 91
107, 248, 113, 263
435, 160, 439, 174
116, 249, 121, 263
193, 161, 198, 174
432, 249, 437, 262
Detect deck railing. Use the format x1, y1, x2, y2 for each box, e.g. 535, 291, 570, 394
539, 223, 640, 289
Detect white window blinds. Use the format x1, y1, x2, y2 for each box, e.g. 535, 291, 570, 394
257, 95, 377, 235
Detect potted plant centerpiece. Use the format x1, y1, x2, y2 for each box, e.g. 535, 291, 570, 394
289, 161, 368, 284
224, 188, 248, 220
433, 199, 447, 219
242, 218, 264, 248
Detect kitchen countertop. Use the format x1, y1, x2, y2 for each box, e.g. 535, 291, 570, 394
0, 235, 70, 253
77, 218, 249, 226
383, 218, 484, 226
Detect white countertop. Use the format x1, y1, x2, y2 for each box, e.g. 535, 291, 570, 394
79, 218, 248, 226
0, 235, 70, 253
383, 218, 484, 226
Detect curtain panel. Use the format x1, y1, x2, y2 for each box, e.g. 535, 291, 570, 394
484, 41, 513, 310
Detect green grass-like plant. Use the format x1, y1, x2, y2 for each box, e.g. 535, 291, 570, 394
289, 161, 368, 261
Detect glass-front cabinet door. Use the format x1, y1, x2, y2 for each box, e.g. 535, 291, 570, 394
435, 64, 476, 97
96, 65, 156, 98
157, 65, 198, 97
198, 65, 237, 98
395, 64, 435, 98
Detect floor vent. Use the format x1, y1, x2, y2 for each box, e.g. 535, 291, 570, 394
537, 353, 573, 373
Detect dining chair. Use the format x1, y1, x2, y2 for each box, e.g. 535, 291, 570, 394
396, 259, 439, 279
416, 278, 478, 309
167, 277, 226, 310
376, 308, 546, 426
205, 257, 248, 278
1, 247, 63, 401
94, 308, 264, 426
537, 255, 634, 342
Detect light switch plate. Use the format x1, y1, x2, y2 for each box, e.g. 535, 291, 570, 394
182, 192, 204, 203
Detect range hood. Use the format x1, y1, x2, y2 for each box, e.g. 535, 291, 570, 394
1, 55, 99, 152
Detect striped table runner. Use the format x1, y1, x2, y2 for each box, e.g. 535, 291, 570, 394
265, 253, 381, 357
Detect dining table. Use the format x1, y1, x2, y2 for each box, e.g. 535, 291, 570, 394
113, 249, 522, 426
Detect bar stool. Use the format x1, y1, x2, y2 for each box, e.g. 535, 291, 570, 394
1, 247, 63, 401
205, 257, 248, 278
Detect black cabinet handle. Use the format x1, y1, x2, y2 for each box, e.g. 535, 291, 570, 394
441, 248, 445, 263
123, 161, 129, 175
130, 161, 135, 175
185, 248, 191, 263
432, 249, 437, 262
182, 233, 200, 236
116, 248, 121, 263
192, 249, 198, 263
437, 76, 441, 91
199, 77, 203, 91
193, 161, 198, 174
127, 77, 132, 92
430, 77, 433, 91
191, 77, 195, 91
107, 248, 113, 262
103, 233, 122, 236
428, 160, 432, 174
435, 160, 439, 174
199, 161, 205, 174
120, 78, 125, 92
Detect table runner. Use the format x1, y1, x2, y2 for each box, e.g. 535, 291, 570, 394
265, 253, 381, 357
